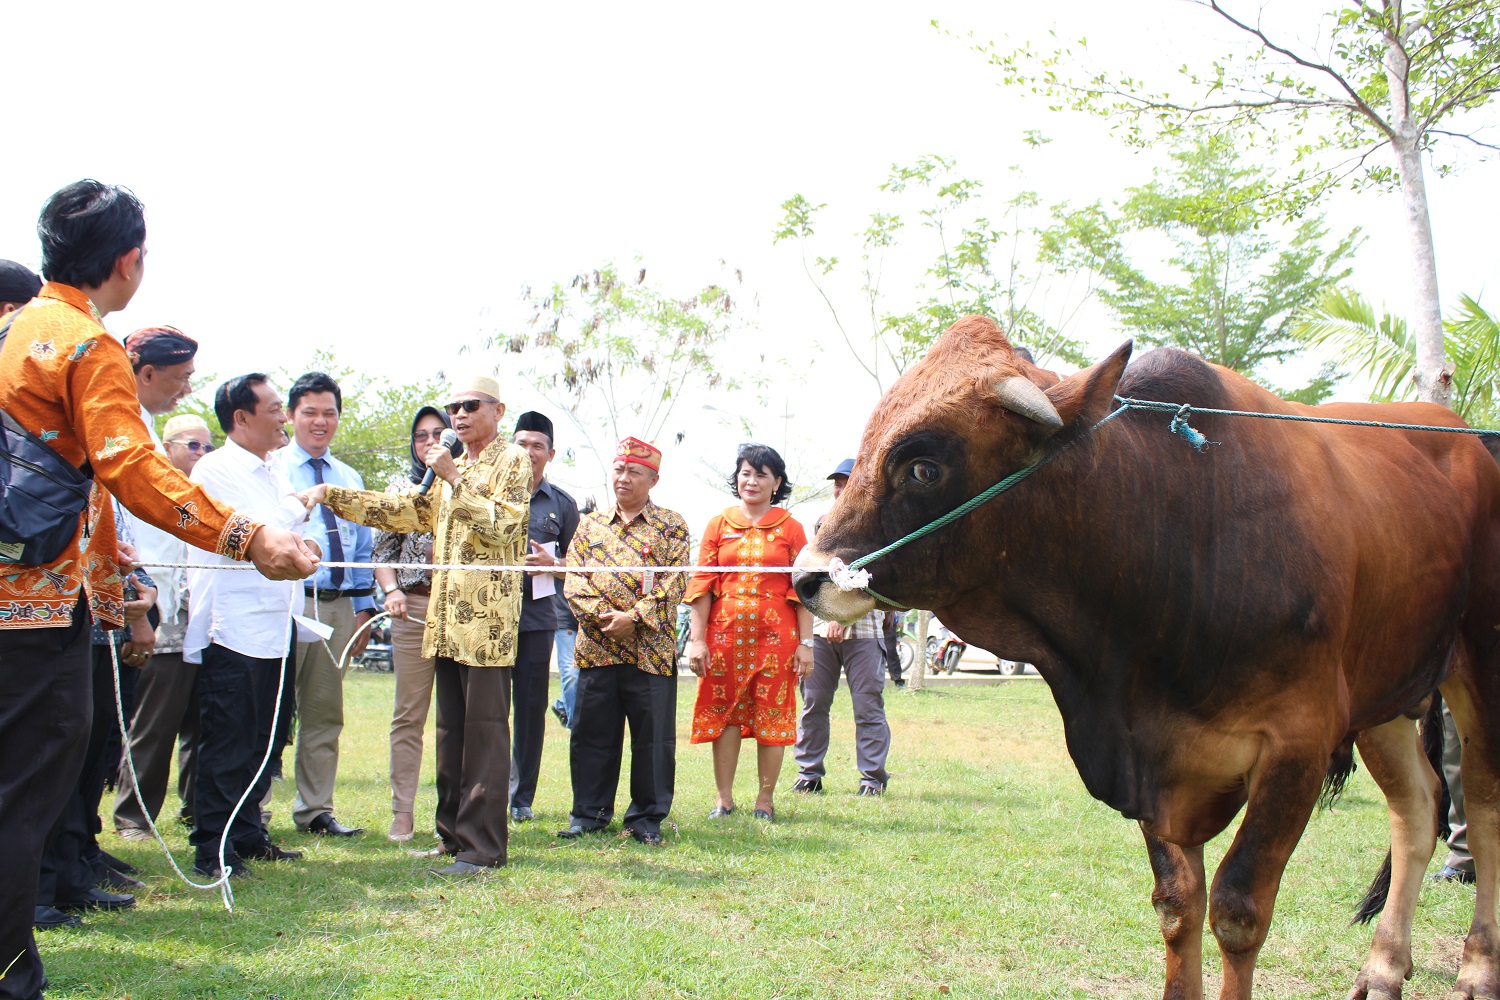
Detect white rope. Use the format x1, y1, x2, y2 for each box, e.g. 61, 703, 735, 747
112, 600, 296, 913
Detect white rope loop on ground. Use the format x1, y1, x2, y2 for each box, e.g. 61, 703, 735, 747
111, 601, 297, 913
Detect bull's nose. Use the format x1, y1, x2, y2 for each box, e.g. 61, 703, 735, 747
792, 568, 827, 606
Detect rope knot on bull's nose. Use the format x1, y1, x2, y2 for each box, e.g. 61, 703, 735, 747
827, 556, 872, 592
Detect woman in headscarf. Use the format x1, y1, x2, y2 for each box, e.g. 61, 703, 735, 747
372, 405, 460, 842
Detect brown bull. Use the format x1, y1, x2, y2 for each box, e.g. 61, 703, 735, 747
794, 315, 1500, 1000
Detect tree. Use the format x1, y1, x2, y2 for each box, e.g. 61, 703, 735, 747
774, 151, 1101, 392
1297, 288, 1500, 425
973, 1, 1500, 406
1086, 136, 1359, 382
489, 261, 749, 494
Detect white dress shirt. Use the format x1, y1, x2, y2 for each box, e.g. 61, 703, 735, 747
131, 403, 190, 623
184, 438, 310, 663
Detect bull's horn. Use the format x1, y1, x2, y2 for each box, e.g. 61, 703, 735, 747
995, 376, 1063, 429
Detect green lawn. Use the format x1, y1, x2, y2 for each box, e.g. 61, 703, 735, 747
42, 674, 1476, 999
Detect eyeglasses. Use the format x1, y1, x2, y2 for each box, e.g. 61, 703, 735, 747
445, 400, 486, 415
167, 439, 215, 454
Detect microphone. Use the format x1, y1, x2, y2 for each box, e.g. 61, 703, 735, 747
419, 429, 460, 496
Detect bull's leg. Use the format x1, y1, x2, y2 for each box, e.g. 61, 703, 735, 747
1145, 826, 1207, 1000
1348, 718, 1441, 1000
1208, 753, 1325, 1000
1442, 679, 1500, 1000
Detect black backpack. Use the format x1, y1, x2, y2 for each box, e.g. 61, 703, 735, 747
0, 307, 95, 566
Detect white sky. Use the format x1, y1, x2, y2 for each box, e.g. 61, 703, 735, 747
5, 1, 1497, 533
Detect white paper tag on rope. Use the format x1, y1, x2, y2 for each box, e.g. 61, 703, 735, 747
642, 569, 655, 595
293, 614, 335, 643
532, 542, 558, 599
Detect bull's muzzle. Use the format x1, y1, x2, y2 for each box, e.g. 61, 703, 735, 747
793, 545, 878, 624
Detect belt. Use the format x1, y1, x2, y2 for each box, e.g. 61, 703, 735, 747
404, 582, 431, 597
304, 587, 375, 601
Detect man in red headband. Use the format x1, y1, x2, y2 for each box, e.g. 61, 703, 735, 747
558, 437, 690, 845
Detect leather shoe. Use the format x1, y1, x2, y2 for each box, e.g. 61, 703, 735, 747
306, 812, 363, 837
752, 808, 774, 822
707, 806, 734, 819
34, 905, 82, 930
1431, 864, 1477, 884
555, 824, 600, 840
429, 860, 491, 877
100, 850, 139, 875
790, 778, 823, 794
407, 844, 454, 859
99, 866, 145, 891
192, 858, 253, 881
857, 781, 886, 797
239, 841, 303, 862
58, 887, 135, 912
511, 805, 534, 823
551, 699, 569, 727
629, 828, 664, 846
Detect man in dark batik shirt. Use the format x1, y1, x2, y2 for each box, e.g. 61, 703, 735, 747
559, 437, 689, 845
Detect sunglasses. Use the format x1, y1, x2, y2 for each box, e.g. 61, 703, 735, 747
167, 439, 215, 454
445, 400, 487, 415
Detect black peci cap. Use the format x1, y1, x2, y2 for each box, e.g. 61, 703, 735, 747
0, 259, 42, 305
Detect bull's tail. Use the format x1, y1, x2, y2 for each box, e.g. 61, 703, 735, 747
1352, 695, 1450, 925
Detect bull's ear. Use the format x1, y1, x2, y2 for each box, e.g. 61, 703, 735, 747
1047, 340, 1132, 427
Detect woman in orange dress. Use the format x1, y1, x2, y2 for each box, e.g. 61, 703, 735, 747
686, 444, 815, 822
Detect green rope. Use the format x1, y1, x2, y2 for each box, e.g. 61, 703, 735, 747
1116, 396, 1500, 437
845, 393, 1500, 609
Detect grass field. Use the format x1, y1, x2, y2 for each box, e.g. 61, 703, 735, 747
40, 672, 1478, 999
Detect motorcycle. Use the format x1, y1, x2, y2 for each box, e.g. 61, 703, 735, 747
927, 625, 967, 676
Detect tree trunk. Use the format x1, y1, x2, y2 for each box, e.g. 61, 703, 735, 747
1385, 19, 1452, 406
909, 610, 931, 691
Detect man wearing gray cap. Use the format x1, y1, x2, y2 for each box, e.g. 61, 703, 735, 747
0, 260, 42, 316
790, 458, 892, 797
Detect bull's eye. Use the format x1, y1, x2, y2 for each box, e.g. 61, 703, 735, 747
909, 460, 941, 486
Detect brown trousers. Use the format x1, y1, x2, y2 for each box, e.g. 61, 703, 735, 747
434, 658, 511, 867
114, 652, 198, 832
389, 592, 435, 816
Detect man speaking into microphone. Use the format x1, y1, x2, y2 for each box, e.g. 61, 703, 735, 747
300, 375, 531, 875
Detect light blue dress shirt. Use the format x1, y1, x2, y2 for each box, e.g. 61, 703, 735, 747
277, 440, 377, 614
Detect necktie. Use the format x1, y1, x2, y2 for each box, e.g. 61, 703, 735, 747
309, 457, 346, 589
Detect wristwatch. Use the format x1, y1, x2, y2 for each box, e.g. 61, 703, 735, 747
799, 638, 815, 648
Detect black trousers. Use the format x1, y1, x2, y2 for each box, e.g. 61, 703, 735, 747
37, 644, 122, 908
508, 630, 555, 811
190, 643, 281, 867
0, 601, 91, 1000
434, 659, 511, 866
883, 627, 903, 684
568, 665, 676, 836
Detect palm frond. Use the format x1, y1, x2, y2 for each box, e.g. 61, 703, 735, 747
1294, 289, 1417, 402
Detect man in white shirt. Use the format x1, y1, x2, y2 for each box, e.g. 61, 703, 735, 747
114, 328, 205, 839
185, 374, 313, 879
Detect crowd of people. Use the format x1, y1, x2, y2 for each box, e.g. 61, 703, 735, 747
0, 180, 907, 1000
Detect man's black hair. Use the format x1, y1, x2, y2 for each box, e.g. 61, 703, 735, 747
727, 443, 793, 505
215, 373, 270, 434
38, 180, 147, 289
287, 371, 343, 414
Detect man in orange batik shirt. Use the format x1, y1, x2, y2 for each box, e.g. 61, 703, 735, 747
0, 180, 317, 1000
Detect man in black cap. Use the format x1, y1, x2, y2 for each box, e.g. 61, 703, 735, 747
791, 458, 893, 796
509, 412, 579, 822
0, 260, 42, 317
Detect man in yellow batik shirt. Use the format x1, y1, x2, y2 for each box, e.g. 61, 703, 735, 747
558, 437, 690, 846
303, 375, 529, 875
